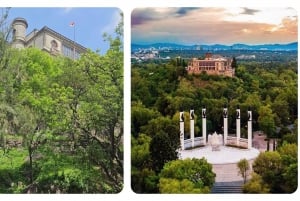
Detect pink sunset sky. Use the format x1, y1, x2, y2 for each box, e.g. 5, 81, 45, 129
131, 7, 297, 45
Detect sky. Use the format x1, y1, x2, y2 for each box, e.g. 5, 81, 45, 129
131, 7, 298, 45
5, 7, 122, 54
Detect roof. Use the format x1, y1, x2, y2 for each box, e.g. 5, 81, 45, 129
26, 26, 87, 52
12, 17, 28, 28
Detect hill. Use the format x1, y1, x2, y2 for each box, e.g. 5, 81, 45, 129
132, 42, 298, 52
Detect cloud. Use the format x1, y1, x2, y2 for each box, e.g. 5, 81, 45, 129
175, 7, 200, 16
131, 8, 157, 26
132, 7, 298, 45
131, 8, 201, 26
240, 7, 260, 15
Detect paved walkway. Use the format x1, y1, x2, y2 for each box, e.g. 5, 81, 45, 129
179, 146, 259, 164
179, 145, 260, 182
212, 159, 255, 182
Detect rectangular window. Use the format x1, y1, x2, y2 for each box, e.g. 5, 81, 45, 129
62, 44, 81, 59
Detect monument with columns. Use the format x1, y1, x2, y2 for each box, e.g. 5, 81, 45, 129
179, 106, 253, 150
179, 106, 259, 184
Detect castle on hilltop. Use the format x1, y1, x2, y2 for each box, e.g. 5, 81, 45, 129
11, 17, 87, 59
186, 53, 235, 77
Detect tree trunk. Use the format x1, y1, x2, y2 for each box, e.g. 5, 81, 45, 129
28, 145, 33, 184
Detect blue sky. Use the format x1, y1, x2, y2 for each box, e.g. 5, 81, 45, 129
6, 7, 122, 54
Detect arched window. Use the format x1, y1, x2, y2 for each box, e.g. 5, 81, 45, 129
12, 29, 16, 40
50, 40, 58, 53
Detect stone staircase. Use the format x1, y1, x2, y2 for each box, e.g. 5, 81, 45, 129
211, 181, 243, 194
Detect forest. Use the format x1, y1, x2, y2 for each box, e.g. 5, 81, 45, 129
0, 10, 123, 193
131, 53, 298, 193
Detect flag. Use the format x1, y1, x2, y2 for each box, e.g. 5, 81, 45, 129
69, 22, 75, 27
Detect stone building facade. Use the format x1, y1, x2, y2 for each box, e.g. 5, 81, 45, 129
186, 53, 235, 77
11, 17, 87, 59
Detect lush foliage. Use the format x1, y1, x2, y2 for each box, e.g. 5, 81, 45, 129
131, 46, 297, 193
159, 158, 215, 193
0, 12, 123, 193
237, 158, 250, 184
242, 173, 270, 193
250, 143, 298, 193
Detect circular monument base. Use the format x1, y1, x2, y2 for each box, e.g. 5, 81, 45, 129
179, 145, 259, 164
179, 146, 260, 182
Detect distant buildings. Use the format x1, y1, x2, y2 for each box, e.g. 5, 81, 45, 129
186, 53, 235, 77
11, 17, 87, 59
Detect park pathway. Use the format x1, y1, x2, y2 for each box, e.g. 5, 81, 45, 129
211, 181, 243, 193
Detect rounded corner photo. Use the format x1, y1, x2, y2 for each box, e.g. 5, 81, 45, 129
131, 7, 297, 194
0, 7, 123, 194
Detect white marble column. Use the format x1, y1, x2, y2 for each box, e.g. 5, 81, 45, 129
190, 109, 195, 148
202, 107, 206, 145
236, 107, 241, 146
223, 107, 228, 145
248, 109, 252, 149
180, 111, 185, 150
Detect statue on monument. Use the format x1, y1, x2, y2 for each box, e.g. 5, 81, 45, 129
180, 112, 185, 122
223, 109, 227, 118
208, 132, 222, 151
236, 110, 240, 119
190, 110, 194, 120
248, 110, 252, 121
202, 109, 206, 118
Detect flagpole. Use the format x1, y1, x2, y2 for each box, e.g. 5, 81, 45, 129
70, 21, 75, 60
73, 22, 75, 60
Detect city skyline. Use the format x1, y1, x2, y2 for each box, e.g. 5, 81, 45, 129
131, 7, 297, 45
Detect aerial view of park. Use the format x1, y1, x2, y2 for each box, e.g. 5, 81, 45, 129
131, 7, 297, 193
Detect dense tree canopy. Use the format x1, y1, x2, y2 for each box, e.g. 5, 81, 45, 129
251, 143, 297, 193
158, 158, 215, 193
0, 11, 123, 193
131, 47, 297, 193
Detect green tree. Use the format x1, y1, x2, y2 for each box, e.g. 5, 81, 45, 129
277, 143, 297, 193
252, 143, 297, 193
140, 116, 179, 150
237, 158, 250, 184
0, 10, 124, 193
149, 131, 178, 173
0, 8, 11, 70
243, 173, 270, 193
231, 57, 237, 68
272, 96, 290, 126
158, 158, 215, 193
159, 178, 204, 193
253, 151, 282, 192
131, 167, 159, 193
131, 134, 152, 168
258, 105, 276, 138
131, 101, 159, 137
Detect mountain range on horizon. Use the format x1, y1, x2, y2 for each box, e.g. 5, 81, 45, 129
132, 42, 298, 51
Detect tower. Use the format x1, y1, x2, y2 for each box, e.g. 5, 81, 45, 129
11, 17, 28, 49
